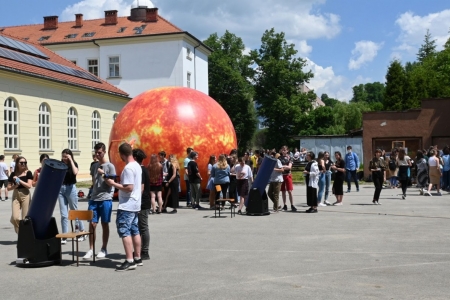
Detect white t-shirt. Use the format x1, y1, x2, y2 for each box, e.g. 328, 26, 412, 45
234, 164, 252, 180
118, 161, 142, 212
0, 162, 8, 180
10, 161, 15, 172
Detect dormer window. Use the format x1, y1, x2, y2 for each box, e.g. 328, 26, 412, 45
64, 34, 78, 39
38, 36, 50, 41
117, 27, 127, 33
23, 38, 29, 41
82, 32, 95, 37
134, 25, 146, 34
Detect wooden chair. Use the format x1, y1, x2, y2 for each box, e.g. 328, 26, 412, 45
56, 210, 94, 266
214, 185, 236, 218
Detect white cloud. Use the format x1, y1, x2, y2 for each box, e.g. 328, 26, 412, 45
60, 0, 154, 21
348, 40, 384, 70
394, 10, 450, 58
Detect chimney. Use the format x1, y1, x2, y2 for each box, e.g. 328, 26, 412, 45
145, 8, 158, 22
75, 14, 83, 27
43, 16, 58, 30
104, 10, 118, 25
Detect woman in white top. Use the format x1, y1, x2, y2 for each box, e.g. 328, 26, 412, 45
396, 148, 412, 199
236, 157, 253, 214
426, 149, 442, 196
303, 152, 320, 213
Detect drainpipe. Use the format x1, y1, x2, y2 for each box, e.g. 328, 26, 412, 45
193, 43, 201, 90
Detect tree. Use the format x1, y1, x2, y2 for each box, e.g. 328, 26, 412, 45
204, 31, 257, 153
321, 93, 340, 107
251, 28, 314, 148
383, 60, 406, 110
417, 29, 437, 62
351, 84, 367, 103
351, 82, 384, 104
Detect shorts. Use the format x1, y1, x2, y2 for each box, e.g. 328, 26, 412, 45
88, 199, 112, 223
116, 209, 139, 238
150, 185, 162, 192
281, 174, 293, 191
0, 179, 8, 188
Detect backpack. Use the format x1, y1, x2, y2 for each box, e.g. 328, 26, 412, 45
388, 158, 396, 171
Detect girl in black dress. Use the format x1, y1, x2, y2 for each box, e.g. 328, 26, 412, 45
303, 152, 319, 213
331, 151, 346, 205
164, 155, 180, 213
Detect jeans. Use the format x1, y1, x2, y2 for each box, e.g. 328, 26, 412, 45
138, 209, 150, 253
189, 182, 201, 205
324, 171, 331, 201
116, 209, 139, 238
184, 179, 191, 204
372, 171, 383, 201
59, 184, 84, 233
317, 173, 326, 203
346, 169, 359, 191
390, 176, 398, 187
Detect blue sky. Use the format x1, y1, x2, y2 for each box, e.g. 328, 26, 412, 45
2, 0, 450, 101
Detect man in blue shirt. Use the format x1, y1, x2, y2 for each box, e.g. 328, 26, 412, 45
344, 146, 360, 193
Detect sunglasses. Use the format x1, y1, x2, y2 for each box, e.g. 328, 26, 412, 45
19, 161, 27, 165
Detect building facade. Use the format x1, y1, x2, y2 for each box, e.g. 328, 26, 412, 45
2, 6, 211, 98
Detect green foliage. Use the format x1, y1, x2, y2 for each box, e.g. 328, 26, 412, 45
417, 29, 437, 63
204, 31, 257, 153
383, 60, 406, 110
351, 82, 385, 104
251, 28, 314, 148
321, 94, 340, 107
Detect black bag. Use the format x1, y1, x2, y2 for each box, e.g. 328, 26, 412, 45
388, 159, 396, 171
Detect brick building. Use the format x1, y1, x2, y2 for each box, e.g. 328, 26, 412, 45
362, 98, 450, 178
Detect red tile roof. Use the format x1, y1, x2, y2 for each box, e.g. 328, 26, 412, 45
1, 15, 183, 45
0, 32, 129, 97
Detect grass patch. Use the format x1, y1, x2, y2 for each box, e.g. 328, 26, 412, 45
292, 171, 305, 184
76, 181, 92, 189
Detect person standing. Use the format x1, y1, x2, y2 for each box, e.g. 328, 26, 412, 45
304, 152, 319, 213
396, 148, 412, 199
442, 146, 450, 191
236, 157, 253, 215
148, 154, 163, 214
387, 148, 399, 189
105, 143, 142, 271
211, 154, 230, 210
10, 154, 18, 174
369, 149, 386, 205
58, 149, 85, 244
316, 152, 327, 207
32, 154, 49, 188
344, 146, 360, 193
159, 151, 170, 203
228, 155, 238, 204
164, 154, 180, 214
132, 148, 151, 260
188, 151, 203, 209
83, 142, 116, 260
206, 155, 216, 209
323, 151, 333, 205
331, 151, 346, 205
279, 146, 297, 211
0, 155, 9, 201
415, 150, 428, 195
267, 151, 283, 212
425, 149, 442, 196
183, 147, 193, 207
7, 156, 32, 233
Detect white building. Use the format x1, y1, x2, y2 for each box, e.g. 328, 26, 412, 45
2, 6, 211, 98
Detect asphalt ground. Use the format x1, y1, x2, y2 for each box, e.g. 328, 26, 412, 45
0, 183, 450, 300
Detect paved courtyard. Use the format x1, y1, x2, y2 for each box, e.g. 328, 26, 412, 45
1, 183, 449, 299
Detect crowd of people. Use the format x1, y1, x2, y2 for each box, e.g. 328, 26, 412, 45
3, 142, 449, 271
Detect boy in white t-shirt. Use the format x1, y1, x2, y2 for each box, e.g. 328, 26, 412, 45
0, 155, 9, 201
105, 143, 142, 271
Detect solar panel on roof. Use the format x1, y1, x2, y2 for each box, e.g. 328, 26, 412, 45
0, 47, 101, 83
0, 35, 48, 59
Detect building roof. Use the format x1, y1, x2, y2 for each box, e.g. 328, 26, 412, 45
0, 12, 183, 46
0, 32, 129, 97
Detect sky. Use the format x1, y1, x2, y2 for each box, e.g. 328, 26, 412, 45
2, 0, 450, 101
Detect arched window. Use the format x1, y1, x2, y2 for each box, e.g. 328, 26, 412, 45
113, 113, 118, 123
92, 110, 100, 150
67, 107, 77, 150
4, 98, 18, 150
39, 103, 51, 150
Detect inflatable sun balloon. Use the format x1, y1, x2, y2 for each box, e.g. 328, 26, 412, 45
109, 87, 237, 196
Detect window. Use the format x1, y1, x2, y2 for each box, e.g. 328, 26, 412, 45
82, 32, 95, 37
70, 60, 77, 65
109, 56, 120, 77
4, 98, 18, 150
39, 103, 51, 150
187, 72, 191, 88
67, 107, 77, 150
88, 59, 98, 76
113, 113, 118, 123
134, 25, 146, 34
64, 34, 78, 39
92, 111, 100, 150
23, 38, 29, 41
186, 48, 192, 60
38, 36, 50, 41
117, 27, 127, 33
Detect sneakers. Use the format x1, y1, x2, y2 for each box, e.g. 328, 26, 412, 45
346, 190, 351, 193
61, 238, 67, 245
115, 260, 137, 272
305, 208, 317, 213
377, 201, 381, 205
83, 249, 93, 260
0, 197, 3, 201
237, 210, 242, 215
187, 203, 192, 208
318, 203, 327, 207
291, 205, 297, 211
419, 189, 424, 195
324, 201, 331, 206
425, 191, 432, 196
333, 202, 343, 206
357, 188, 360, 192
141, 252, 150, 260
282, 205, 288, 211
402, 194, 406, 199
77, 235, 86, 242
97, 249, 107, 258
437, 192, 442, 196
134, 258, 143, 266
